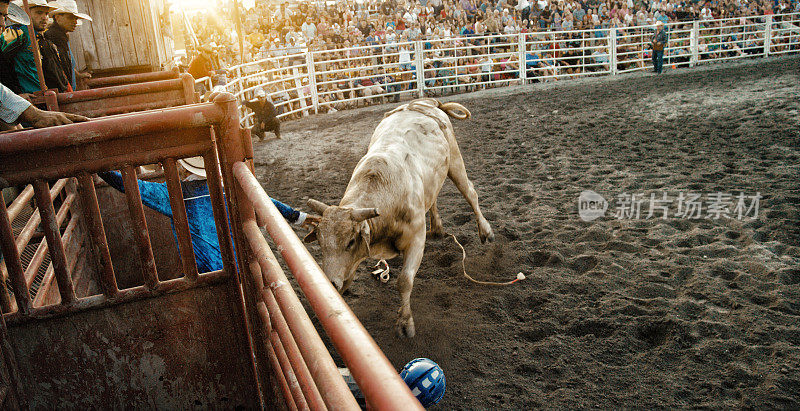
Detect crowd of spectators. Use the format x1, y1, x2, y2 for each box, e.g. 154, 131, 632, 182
184, 0, 799, 115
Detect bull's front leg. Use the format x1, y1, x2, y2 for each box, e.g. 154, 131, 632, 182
427, 200, 444, 238
396, 231, 426, 338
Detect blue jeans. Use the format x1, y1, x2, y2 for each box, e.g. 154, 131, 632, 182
652, 50, 664, 74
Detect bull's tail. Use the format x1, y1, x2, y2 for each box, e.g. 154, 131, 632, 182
437, 101, 471, 120
384, 98, 472, 128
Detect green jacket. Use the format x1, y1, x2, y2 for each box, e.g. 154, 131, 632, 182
1, 24, 40, 94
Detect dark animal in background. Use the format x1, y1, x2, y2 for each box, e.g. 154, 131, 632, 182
243, 97, 281, 141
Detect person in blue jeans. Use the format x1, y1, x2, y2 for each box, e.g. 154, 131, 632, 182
651, 21, 668, 74
99, 156, 317, 273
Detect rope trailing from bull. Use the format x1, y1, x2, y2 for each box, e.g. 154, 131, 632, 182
449, 234, 525, 286
370, 235, 525, 286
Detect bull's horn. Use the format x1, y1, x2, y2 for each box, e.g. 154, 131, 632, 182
351, 207, 380, 222
439, 102, 471, 120
307, 199, 330, 214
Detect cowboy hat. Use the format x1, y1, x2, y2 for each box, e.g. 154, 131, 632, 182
51, 0, 92, 21
177, 156, 207, 178
12, 0, 58, 11
6, 3, 30, 25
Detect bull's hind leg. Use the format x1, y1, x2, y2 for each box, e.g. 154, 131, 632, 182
448, 148, 495, 243
427, 200, 444, 238
396, 232, 426, 338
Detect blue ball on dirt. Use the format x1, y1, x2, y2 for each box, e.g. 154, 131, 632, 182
400, 358, 446, 407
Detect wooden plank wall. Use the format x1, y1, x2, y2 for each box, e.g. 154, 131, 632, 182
67, 0, 174, 72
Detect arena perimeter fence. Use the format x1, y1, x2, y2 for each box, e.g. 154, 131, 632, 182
196, 12, 799, 127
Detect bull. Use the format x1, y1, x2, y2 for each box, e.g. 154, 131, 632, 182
305, 98, 494, 338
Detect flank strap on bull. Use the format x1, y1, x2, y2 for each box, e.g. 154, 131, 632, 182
384, 98, 472, 132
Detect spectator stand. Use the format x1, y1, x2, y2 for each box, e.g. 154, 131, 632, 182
193, 13, 798, 129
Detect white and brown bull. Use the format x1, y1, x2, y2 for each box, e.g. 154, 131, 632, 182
305, 98, 494, 338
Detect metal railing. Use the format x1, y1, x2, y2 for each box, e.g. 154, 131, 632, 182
0, 101, 235, 323
1, 94, 422, 408
205, 12, 798, 127
232, 162, 422, 410
0, 179, 80, 312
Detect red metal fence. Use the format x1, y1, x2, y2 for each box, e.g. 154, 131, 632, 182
83, 68, 180, 89
0, 98, 234, 323
23, 73, 196, 118
233, 163, 423, 410
0, 93, 423, 409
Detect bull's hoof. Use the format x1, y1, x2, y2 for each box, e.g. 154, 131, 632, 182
395, 317, 416, 338
479, 222, 495, 244
426, 229, 444, 239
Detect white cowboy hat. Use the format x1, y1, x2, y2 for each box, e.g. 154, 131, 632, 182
12, 0, 58, 11
6, 3, 30, 25
50, 0, 92, 21
177, 156, 207, 178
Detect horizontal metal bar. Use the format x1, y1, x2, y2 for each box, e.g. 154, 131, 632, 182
78, 98, 187, 118
0, 102, 223, 155
1, 140, 211, 188
4, 270, 229, 325
58, 78, 186, 104
86, 69, 178, 88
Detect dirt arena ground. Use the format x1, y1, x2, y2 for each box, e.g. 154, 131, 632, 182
254, 55, 799, 409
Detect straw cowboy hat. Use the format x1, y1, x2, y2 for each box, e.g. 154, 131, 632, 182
12, 0, 58, 11
177, 156, 207, 178
6, 3, 30, 25
51, 0, 92, 22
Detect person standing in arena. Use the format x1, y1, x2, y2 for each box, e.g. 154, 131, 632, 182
651, 20, 668, 74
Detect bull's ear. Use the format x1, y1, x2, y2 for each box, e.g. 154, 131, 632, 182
303, 229, 318, 243
351, 207, 379, 222
308, 199, 330, 214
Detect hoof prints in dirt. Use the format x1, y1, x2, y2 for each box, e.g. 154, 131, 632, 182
256, 56, 800, 409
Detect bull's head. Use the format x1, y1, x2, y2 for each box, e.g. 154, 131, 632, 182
303, 199, 380, 293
